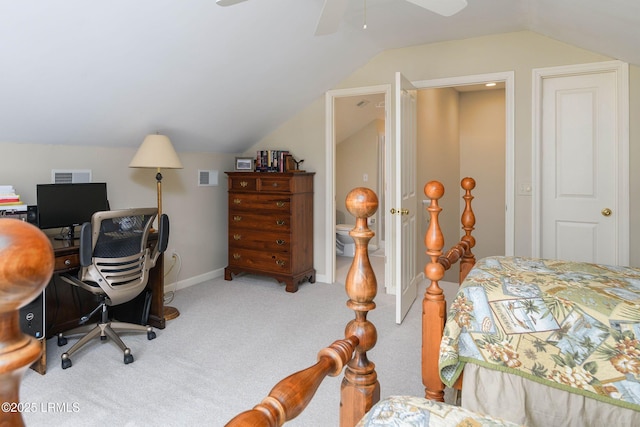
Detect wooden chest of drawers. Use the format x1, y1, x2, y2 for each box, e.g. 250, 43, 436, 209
224, 172, 315, 292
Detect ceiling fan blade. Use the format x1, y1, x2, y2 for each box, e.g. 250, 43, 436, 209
405, 0, 468, 17
216, 0, 249, 6
315, 0, 348, 36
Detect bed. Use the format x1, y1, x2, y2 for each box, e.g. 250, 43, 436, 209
421, 188, 640, 425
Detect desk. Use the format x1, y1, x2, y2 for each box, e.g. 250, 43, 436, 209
31, 235, 165, 374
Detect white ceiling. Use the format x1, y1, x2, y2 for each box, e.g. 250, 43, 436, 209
1, 0, 638, 153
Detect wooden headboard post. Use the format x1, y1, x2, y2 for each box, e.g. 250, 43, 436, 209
340, 187, 380, 426
459, 177, 476, 283
421, 178, 476, 401
0, 219, 54, 427
422, 181, 447, 402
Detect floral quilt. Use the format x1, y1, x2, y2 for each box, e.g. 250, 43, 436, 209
439, 256, 640, 411
357, 395, 523, 427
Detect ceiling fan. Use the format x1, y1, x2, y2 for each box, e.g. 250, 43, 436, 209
215, 0, 468, 35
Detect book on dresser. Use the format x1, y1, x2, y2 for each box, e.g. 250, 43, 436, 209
224, 172, 315, 293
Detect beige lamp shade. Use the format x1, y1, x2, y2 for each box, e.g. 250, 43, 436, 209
129, 134, 183, 169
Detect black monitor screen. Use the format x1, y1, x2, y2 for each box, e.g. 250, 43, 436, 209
37, 183, 109, 232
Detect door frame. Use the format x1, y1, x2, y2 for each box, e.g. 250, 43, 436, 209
413, 71, 516, 256
531, 60, 629, 264
325, 85, 391, 285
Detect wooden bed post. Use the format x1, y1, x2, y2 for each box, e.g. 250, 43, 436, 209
422, 181, 447, 402
0, 219, 54, 427
459, 177, 476, 283
340, 187, 380, 427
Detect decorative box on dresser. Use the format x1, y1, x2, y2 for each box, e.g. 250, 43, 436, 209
224, 172, 315, 292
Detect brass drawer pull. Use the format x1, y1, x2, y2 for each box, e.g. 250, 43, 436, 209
276, 220, 285, 226
233, 216, 242, 221
233, 198, 242, 204
276, 201, 285, 208
240, 181, 248, 188
275, 260, 285, 266
276, 239, 285, 245
233, 234, 242, 240
233, 253, 241, 260
272, 182, 279, 187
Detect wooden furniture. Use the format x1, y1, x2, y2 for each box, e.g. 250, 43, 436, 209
224, 172, 315, 293
422, 178, 476, 401
28, 233, 165, 374
0, 219, 54, 427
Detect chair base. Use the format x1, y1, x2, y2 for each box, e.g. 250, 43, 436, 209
58, 321, 156, 369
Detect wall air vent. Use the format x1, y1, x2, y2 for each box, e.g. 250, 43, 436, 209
198, 170, 218, 187
51, 169, 92, 184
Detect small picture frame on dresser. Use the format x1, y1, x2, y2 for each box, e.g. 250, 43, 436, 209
235, 157, 254, 171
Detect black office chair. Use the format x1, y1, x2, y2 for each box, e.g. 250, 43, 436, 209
58, 207, 169, 369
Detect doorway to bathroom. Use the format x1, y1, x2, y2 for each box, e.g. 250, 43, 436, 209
334, 91, 387, 289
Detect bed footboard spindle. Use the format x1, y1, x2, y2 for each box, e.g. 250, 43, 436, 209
226, 337, 359, 426
422, 178, 476, 402
340, 187, 380, 427
422, 181, 447, 402
0, 220, 54, 427
459, 177, 476, 283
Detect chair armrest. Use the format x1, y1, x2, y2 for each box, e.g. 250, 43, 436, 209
79, 222, 93, 267
157, 214, 169, 254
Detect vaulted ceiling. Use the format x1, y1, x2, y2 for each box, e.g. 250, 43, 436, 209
1, 0, 638, 153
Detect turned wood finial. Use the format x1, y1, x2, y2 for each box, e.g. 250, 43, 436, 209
0, 219, 54, 427
341, 187, 380, 426
460, 177, 476, 282
424, 181, 445, 290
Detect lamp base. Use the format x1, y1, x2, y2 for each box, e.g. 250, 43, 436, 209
164, 305, 180, 321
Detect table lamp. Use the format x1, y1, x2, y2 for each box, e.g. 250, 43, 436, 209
129, 134, 183, 320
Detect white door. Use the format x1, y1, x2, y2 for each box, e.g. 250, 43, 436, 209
534, 61, 629, 265
392, 72, 419, 323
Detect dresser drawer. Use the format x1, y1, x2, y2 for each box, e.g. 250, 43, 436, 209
228, 230, 290, 252
228, 248, 291, 274
229, 194, 290, 212
229, 176, 258, 191
259, 176, 291, 193
229, 212, 290, 232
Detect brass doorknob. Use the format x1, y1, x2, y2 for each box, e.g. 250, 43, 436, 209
390, 208, 410, 215
602, 208, 612, 217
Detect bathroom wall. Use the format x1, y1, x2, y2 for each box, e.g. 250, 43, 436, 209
336, 119, 382, 236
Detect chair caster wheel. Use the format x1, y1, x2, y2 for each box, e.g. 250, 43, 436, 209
147, 331, 156, 340
62, 357, 72, 369
57, 334, 67, 346
124, 354, 134, 364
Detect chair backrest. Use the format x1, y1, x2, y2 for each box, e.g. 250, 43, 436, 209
78, 207, 167, 306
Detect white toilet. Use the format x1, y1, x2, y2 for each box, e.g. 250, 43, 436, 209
336, 224, 355, 257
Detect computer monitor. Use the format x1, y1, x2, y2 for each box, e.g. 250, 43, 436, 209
36, 183, 109, 241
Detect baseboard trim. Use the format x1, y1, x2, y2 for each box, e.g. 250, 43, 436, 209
166, 268, 225, 293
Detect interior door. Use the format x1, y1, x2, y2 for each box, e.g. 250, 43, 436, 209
392, 72, 419, 324
537, 62, 629, 265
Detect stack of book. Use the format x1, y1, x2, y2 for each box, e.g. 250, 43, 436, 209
0, 185, 27, 212
255, 150, 290, 172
